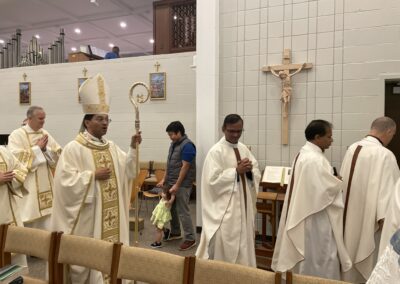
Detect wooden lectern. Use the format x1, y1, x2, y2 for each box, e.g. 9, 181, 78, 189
68, 52, 103, 62
256, 167, 290, 270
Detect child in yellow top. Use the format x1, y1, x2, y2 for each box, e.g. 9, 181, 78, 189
150, 186, 175, 248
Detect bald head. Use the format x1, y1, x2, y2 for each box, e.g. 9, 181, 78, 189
371, 117, 396, 132
369, 117, 396, 146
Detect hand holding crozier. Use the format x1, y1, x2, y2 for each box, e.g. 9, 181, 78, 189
130, 131, 142, 149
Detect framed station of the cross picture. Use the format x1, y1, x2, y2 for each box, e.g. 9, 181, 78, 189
149, 72, 166, 100
19, 82, 31, 105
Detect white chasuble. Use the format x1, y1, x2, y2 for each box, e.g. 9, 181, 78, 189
340, 136, 400, 283
367, 239, 400, 284
196, 138, 261, 267
379, 181, 400, 258
8, 125, 61, 226
0, 146, 28, 265
51, 132, 135, 284
272, 142, 352, 280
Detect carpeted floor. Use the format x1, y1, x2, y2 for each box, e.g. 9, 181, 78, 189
27, 200, 199, 281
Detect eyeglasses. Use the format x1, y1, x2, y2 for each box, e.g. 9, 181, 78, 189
93, 117, 112, 123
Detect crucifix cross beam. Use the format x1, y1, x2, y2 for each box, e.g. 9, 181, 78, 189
154, 61, 160, 72
262, 49, 313, 145
262, 49, 313, 72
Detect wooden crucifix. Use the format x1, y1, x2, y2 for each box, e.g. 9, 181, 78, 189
262, 49, 312, 145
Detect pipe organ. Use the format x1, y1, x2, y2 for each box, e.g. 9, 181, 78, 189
0, 28, 65, 69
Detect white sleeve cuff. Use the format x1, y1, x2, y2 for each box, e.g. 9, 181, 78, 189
31, 145, 46, 168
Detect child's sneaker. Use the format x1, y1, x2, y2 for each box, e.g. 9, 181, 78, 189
150, 242, 163, 248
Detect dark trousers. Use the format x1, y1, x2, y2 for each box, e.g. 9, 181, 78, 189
170, 185, 195, 241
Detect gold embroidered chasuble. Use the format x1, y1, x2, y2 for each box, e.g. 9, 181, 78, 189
0, 146, 28, 227
8, 126, 61, 223
51, 132, 134, 283
76, 134, 121, 242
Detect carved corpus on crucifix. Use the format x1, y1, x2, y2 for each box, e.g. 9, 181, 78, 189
262, 49, 312, 145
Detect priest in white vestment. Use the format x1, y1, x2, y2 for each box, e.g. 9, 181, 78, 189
379, 179, 400, 258
8, 106, 61, 230
50, 74, 141, 284
0, 146, 28, 265
367, 229, 400, 284
196, 114, 261, 267
340, 117, 399, 283
272, 120, 352, 280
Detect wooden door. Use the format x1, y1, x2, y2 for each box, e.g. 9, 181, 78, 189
385, 80, 400, 166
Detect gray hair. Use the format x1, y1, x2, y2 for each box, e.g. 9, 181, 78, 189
26, 106, 44, 118
370, 117, 396, 132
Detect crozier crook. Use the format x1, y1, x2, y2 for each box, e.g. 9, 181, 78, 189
128, 82, 150, 247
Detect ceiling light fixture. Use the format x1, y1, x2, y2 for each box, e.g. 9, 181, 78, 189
74, 28, 81, 34
120, 21, 127, 28
173, 15, 178, 20
35, 34, 40, 39
90, 0, 99, 6
109, 43, 114, 48
0, 39, 4, 44
71, 47, 77, 52
149, 39, 155, 44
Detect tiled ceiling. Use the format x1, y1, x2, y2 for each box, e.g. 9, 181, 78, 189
0, 0, 155, 58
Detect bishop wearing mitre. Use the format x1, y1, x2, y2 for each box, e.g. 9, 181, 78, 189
51, 74, 141, 284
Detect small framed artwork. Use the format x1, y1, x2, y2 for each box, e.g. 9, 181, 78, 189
77, 78, 88, 103
19, 82, 31, 105
149, 72, 166, 100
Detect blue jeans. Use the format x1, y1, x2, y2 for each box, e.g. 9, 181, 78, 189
390, 228, 400, 265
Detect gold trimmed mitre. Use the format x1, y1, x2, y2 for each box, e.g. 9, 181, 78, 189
79, 73, 110, 114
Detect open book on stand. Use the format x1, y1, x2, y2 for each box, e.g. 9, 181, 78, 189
0, 264, 28, 284
262, 166, 291, 186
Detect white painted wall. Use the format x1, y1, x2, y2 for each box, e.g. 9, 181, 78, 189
218, 0, 400, 171
195, 0, 220, 227
0, 52, 196, 163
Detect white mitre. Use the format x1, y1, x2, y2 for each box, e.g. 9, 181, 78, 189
79, 73, 110, 114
